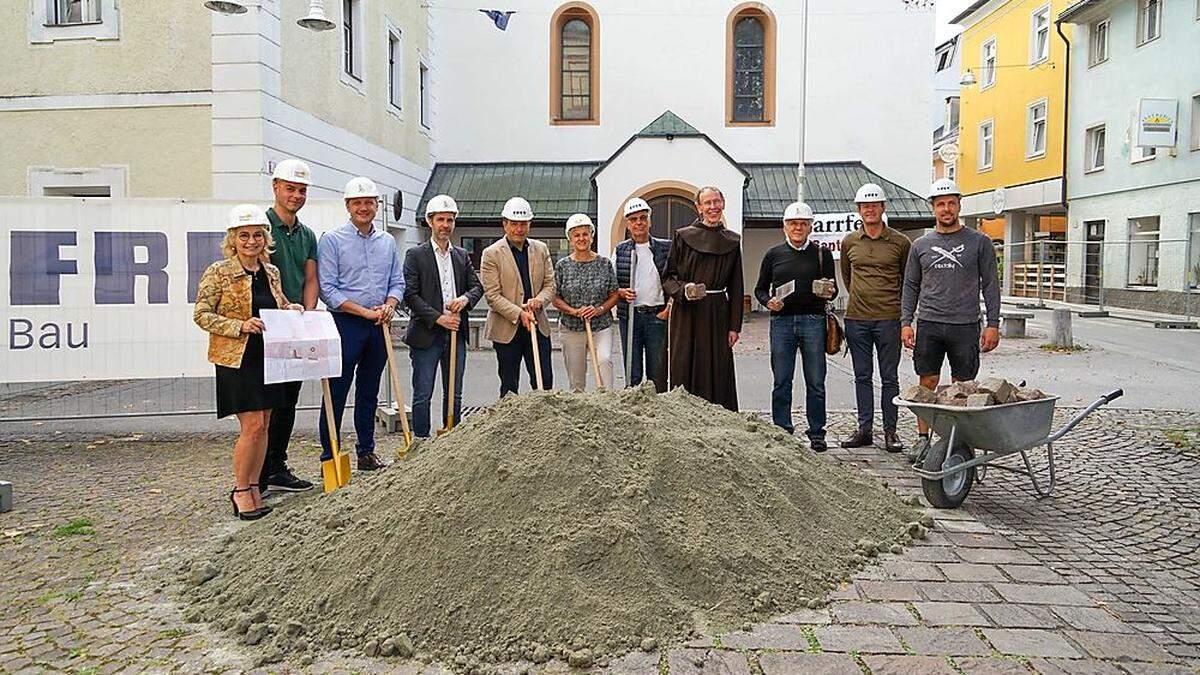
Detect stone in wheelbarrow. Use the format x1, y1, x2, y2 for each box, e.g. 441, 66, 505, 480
901, 385, 937, 403
965, 393, 996, 407
977, 378, 1017, 404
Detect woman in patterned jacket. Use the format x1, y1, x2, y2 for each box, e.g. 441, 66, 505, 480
194, 204, 304, 520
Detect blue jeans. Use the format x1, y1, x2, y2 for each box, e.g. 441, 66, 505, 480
409, 331, 467, 437
769, 314, 827, 438
845, 319, 902, 433
618, 310, 667, 391
320, 313, 387, 460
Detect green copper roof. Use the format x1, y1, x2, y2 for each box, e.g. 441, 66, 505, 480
635, 110, 703, 138
743, 162, 932, 222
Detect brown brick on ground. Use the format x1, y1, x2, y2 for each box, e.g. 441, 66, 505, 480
665, 649, 751, 675
981, 628, 1082, 658
863, 654, 958, 674
896, 627, 991, 656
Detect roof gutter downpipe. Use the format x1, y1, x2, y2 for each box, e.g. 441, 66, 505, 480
1054, 17, 1071, 210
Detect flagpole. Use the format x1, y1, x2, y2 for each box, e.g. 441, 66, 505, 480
796, 0, 809, 203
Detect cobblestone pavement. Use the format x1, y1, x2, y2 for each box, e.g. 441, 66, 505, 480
2, 409, 1198, 674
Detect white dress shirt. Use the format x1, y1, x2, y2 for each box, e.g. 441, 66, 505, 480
631, 241, 665, 307
432, 240, 457, 309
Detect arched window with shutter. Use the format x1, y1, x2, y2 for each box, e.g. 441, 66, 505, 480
550, 3, 600, 124
726, 4, 776, 126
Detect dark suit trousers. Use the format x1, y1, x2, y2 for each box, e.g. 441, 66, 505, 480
494, 324, 552, 397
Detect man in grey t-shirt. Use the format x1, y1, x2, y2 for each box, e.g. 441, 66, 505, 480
900, 179, 1001, 458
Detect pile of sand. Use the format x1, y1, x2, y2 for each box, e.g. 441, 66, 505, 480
181, 385, 919, 671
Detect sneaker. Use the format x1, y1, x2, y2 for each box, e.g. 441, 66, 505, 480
265, 469, 315, 492
906, 435, 930, 463
357, 452, 387, 472
883, 431, 904, 454
840, 430, 874, 448
810, 437, 828, 453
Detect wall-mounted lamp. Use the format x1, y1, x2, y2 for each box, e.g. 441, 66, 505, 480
204, 1, 336, 31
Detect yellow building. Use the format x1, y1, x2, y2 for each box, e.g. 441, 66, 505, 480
954, 0, 1071, 298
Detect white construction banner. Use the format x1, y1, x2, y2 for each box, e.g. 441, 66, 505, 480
0, 198, 362, 383
260, 309, 342, 384
1137, 98, 1178, 148
810, 212, 886, 258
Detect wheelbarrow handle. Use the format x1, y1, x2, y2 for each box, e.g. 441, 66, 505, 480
1046, 389, 1124, 443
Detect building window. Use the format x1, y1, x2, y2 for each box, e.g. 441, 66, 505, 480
550, 3, 600, 124
725, 4, 777, 126
388, 27, 402, 111
1027, 100, 1048, 158
946, 96, 961, 130
29, 166, 127, 198
1132, 143, 1157, 162
1088, 19, 1109, 66
935, 42, 954, 71
1128, 216, 1160, 287
419, 61, 430, 129
1084, 124, 1106, 172
29, 0, 118, 41
946, 162, 957, 182
981, 38, 997, 89
1189, 213, 1200, 290
342, 0, 361, 81
1137, 0, 1162, 45
1191, 94, 1200, 151
50, 0, 100, 25
1030, 5, 1051, 63
979, 119, 995, 170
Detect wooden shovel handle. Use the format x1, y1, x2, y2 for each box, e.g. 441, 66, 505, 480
584, 318, 604, 389
381, 322, 413, 446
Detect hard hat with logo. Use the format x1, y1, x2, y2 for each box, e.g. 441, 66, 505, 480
783, 201, 815, 222
344, 176, 380, 200
501, 196, 534, 222
425, 194, 459, 218
623, 197, 651, 218
228, 203, 270, 230
854, 183, 887, 204
271, 158, 312, 186
564, 213, 595, 236
928, 178, 961, 200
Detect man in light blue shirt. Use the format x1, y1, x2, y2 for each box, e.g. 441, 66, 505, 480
316, 176, 404, 472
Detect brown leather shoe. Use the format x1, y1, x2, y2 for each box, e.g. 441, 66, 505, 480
883, 430, 904, 453
840, 430, 874, 448
357, 452, 387, 471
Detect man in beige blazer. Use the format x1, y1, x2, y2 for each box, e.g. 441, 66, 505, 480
480, 196, 557, 396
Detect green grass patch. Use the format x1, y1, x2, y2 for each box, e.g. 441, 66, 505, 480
799, 625, 821, 653
1164, 427, 1200, 451
52, 518, 95, 537
34, 592, 62, 605
1038, 343, 1088, 353
159, 628, 188, 639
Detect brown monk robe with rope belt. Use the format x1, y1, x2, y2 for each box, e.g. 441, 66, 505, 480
661, 187, 744, 411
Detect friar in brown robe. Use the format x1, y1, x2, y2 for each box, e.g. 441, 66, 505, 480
661, 187, 744, 411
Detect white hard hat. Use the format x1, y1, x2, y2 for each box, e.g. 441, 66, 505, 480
929, 178, 961, 200
623, 197, 651, 218
501, 196, 534, 222
565, 213, 595, 236
854, 183, 887, 204
344, 176, 380, 200
425, 194, 459, 218
783, 201, 815, 222
271, 158, 312, 186
228, 203, 270, 230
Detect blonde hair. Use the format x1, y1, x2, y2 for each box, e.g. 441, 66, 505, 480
221, 223, 276, 263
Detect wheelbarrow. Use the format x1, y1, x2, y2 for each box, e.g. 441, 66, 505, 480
894, 389, 1123, 508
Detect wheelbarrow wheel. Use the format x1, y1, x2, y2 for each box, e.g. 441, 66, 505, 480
921, 439, 976, 509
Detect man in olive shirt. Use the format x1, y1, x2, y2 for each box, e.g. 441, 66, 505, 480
261, 159, 319, 492
839, 183, 911, 452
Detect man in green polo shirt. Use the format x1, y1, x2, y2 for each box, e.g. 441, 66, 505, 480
839, 183, 911, 453
261, 158, 319, 493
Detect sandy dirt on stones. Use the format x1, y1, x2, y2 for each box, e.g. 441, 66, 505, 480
182, 385, 918, 670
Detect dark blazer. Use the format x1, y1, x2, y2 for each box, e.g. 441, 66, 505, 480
402, 241, 484, 349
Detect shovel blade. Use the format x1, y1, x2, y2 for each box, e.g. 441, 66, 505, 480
321, 458, 341, 493
336, 452, 351, 487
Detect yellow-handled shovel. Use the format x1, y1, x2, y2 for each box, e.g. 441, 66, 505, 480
584, 317, 604, 390
320, 378, 351, 493
382, 322, 415, 457
528, 313, 545, 390
437, 328, 458, 436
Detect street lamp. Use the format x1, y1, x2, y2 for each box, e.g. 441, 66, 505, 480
959, 62, 1055, 87
959, 70, 977, 87
203, 0, 335, 31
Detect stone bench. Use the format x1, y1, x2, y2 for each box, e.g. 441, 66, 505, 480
1001, 311, 1035, 338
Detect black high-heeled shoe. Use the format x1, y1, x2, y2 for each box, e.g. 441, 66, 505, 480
230, 487, 266, 521
250, 484, 273, 516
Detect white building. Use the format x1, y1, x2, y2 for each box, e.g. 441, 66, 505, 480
421, 0, 936, 300
1058, 0, 1200, 314
932, 35, 962, 185
1, 0, 433, 230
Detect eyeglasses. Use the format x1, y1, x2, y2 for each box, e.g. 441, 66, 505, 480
237, 232, 266, 242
